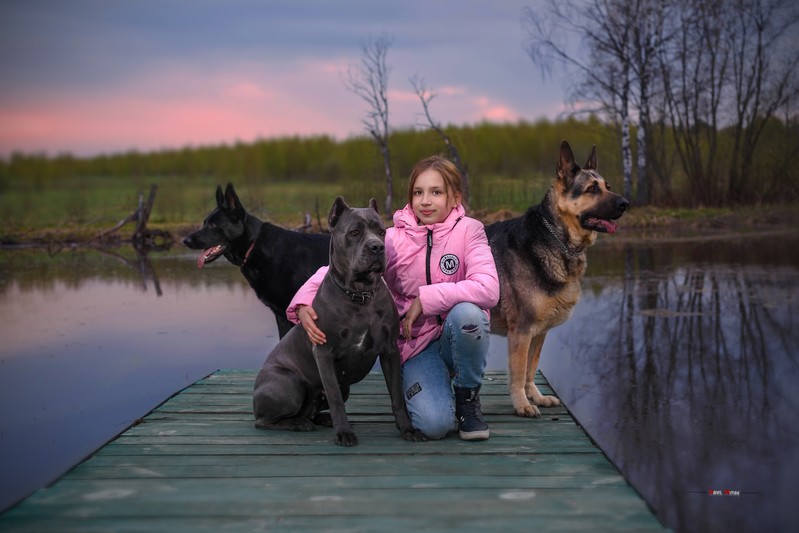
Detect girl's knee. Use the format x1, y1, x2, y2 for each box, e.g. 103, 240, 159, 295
448, 302, 488, 330
413, 411, 456, 440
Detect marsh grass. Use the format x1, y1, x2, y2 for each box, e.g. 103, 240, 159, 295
0, 172, 551, 240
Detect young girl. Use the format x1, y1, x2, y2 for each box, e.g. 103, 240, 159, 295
287, 155, 499, 440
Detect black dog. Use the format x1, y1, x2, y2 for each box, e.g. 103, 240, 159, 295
253, 197, 425, 446
183, 183, 330, 337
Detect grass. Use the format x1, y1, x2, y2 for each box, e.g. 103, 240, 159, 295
0, 173, 551, 242
1, 174, 795, 244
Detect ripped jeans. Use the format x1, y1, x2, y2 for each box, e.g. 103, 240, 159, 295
400, 302, 490, 439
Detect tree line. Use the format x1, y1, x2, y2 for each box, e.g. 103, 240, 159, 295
2, 115, 795, 209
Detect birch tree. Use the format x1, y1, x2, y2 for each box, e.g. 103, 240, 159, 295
524, 0, 636, 200
524, 0, 675, 205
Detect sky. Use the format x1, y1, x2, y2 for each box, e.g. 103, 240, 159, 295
0, 0, 569, 158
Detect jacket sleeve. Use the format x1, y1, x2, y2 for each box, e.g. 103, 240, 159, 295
418, 219, 499, 315
286, 265, 329, 323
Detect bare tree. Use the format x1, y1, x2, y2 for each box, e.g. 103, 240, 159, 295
655, 0, 799, 205
525, 0, 672, 204
342, 34, 394, 214
656, 0, 729, 204
629, 0, 673, 205
409, 75, 471, 209
725, 0, 799, 202
524, 0, 637, 200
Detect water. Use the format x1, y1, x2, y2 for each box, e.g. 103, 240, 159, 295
537, 235, 799, 532
1, 233, 798, 531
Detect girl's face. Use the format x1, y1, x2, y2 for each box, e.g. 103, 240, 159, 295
411, 169, 460, 225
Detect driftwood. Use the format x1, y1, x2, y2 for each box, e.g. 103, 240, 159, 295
94, 185, 172, 248
296, 198, 328, 233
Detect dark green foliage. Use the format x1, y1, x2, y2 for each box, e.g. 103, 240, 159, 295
0, 117, 795, 236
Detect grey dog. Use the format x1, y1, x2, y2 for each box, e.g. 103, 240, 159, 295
252, 197, 425, 446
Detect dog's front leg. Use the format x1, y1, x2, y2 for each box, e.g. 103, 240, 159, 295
508, 328, 540, 417
526, 333, 561, 409
379, 349, 426, 442
313, 346, 357, 446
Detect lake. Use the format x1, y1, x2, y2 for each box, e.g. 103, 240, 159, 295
1, 230, 798, 531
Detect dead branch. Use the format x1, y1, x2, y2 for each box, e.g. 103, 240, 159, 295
410, 75, 471, 209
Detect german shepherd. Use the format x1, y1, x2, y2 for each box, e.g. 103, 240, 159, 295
182, 183, 330, 337
485, 141, 629, 417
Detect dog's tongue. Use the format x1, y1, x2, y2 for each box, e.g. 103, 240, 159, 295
197, 245, 225, 269
591, 218, 618, 234
598, 219, 618, 233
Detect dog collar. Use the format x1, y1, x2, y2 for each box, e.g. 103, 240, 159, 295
329, 274, 375, 305
240, 241, 256, 267
540, 213, 581, 258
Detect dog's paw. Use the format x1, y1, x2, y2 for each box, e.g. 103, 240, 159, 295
335, 430, 359, 447
402, 428, 427, 442
289, 419, 317, 432
534, 394, 561, 408
526, 384, 562, 408
514, 403, 542, 418
313, 412, 333, 427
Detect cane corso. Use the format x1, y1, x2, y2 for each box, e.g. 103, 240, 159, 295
252, 197, 425, 446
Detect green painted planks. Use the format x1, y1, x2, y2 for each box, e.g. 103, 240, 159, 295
0, 370, 665, 532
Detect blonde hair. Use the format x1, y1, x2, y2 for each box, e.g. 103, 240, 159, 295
406, 155, 463, 206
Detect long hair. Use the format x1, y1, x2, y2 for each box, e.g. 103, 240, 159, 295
406, 155, 463, 206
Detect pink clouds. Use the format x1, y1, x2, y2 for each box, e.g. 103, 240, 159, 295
0, 59, 535, 157
0, 62, 361, 156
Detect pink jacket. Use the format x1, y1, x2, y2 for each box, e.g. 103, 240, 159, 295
287, 204, 500, 364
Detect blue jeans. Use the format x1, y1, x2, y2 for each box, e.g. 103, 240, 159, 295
400, 302, 490, 439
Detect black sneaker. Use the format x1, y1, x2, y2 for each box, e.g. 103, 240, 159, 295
454, 386, 490, 441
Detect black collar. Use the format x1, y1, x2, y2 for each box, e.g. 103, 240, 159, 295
329, 274, 375, 305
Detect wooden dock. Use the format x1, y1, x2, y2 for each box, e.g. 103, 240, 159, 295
0, 370, 664, 532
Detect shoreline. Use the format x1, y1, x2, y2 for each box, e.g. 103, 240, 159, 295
1, 204, 797, 249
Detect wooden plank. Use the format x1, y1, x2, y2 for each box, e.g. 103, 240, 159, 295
0, 371, 665, 532
0, 514, 665, 533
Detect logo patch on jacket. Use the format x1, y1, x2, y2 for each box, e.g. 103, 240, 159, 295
440, 254, 460, 275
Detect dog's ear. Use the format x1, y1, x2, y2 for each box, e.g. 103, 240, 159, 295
584, 145, 598, 171
368, 198, 379, 214
328, 196, 349, 229
557, 140, 579, 188
224, 183, 243, 212
215, 185, 224, 207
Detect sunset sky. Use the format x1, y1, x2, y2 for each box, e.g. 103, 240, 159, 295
0, 0, 570, 158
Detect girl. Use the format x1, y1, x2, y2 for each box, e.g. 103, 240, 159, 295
288, 155, 499, 440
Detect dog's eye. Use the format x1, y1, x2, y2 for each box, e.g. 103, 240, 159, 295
587, 184, 599, 194
606, 183, 612, 191
379, 229, 386, 237
350, 230, 360, 238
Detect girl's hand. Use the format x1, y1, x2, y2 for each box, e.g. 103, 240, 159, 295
402, 297, 423, 340
297, 305, 326, 345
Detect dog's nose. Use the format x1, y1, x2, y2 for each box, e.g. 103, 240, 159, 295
617, 197, 630, 212
368, 242, 385, 254
182, 236, 192, 246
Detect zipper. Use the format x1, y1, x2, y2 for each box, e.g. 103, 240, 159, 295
425, 229, 443, 325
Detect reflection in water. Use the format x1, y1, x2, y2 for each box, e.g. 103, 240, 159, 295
537, 237, 799, 532
0, 248, 281, 513
95, 246, 163, 296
